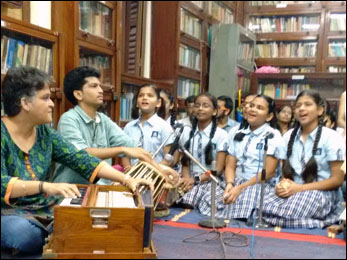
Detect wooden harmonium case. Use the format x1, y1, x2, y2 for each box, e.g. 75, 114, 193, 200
43, 184, 156, 259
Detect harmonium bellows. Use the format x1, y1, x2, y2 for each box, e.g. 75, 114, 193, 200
43, 184, 157, 259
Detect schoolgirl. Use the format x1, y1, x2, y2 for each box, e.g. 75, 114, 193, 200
123, 84, 173, 164
262, 90, 345, 228
160, 88, 177, 128
202, 94, 285, 219
177, 93, 229, 208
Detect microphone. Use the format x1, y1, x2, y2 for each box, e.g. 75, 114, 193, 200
211, 160, 217, 177
263, 131, 274, 140
172, 123, 184, 129
164, 126, 185, 164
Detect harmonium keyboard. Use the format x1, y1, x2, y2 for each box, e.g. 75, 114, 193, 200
43, 184, 156, 259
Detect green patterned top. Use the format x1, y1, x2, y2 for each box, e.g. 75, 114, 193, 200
1, 120, 102, 229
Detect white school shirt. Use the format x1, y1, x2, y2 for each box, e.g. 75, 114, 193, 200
124, 113, 174, 164
178, 117, 192, 128
228, 123, 286, 181
282, 126, 346, 184
179, 122, 229, 174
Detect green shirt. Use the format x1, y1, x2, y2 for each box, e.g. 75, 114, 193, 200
1, 120, 101, 229
53, 105, 137, 184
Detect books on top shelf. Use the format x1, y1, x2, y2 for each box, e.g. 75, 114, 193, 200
180, 8, 202, 39
206, 1, 234, 24
255, 41, 317, 58
330, 13, 346, 32
1, 35, 52, 74
258, 83, 310, 99
249, 16, 320, 33
79, 1, 112, 40
249, 1, 317, 6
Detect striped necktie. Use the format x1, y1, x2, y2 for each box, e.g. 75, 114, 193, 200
300, 145, 306, 173
197, 132, 203, 163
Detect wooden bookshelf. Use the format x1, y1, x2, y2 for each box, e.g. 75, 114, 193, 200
1, 15, 64, 128
151, 1, 240, 112
52, 1, 122, 123
251, 72, 346, 111
245, 1, 346, 73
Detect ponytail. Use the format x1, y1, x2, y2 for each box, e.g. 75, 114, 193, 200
204, 116, 217, 165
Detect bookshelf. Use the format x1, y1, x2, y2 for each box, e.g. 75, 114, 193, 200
209, 23, 256, 114
151, 1, 239, 113
52, 1, 122, 123
245, 1, 346, 73
251, 72, 346, 111
322, 4, 346, 72
1, 15, 64, 128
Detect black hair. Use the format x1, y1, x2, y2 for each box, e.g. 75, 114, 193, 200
234, 94, 276, 142
185, 95, 196, 106
160, 88, 177, 128
276, 104, 294, 132
63, 66, 100, 106
131, 84, 166, 119
282, 90, 324, 183
2, 66, 54, 116
217, 95, 233, 116
181, 93, 218, 166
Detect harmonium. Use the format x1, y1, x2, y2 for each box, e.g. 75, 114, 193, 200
43, 184, 157, 259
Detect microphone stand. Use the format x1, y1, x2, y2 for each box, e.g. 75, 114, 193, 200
254, 136, 270, 229
179, 144, 248, 258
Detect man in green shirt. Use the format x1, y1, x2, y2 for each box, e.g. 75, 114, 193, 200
53, 66, 154, 184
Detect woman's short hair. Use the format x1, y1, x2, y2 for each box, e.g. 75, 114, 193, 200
2, 66, 54, 116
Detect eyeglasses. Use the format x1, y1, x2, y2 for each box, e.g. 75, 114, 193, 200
194, 103, 213, 109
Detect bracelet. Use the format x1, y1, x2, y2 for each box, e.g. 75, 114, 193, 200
38, 181, 44, 193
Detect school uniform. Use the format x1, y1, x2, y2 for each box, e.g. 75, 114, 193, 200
200, 123, 285, 219
178, 116, 192, 128
222, 117, 240, 133
262, 126, 346, 228
124, 113, 174, 164
177, 122, 229, 208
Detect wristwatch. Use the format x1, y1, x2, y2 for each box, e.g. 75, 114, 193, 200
194, 175, 200, 186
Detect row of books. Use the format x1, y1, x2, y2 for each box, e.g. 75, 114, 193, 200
255, 41, 317, 58
120, 84, 138, 121
206, 1, 234, 24
328, 66, 346, 73
330, 14, 346, 32
328, 42, 346, 57
1, 36, 52, 74
238, 43, 254, 61
79, 55, 112, 84
79, 1, 112, 40
249, 16, 320, 33
238, 76, 251, 94
179, 44, 201, 71
191, 1, 203, 9
177, 77, 200, 99
180, 8, 202, 40
249, 1, 316, 6
257, 83, 311, 99
278, 66, 315, 73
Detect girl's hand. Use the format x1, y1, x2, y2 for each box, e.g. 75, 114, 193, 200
42, 182, 81, 198
276, 179, 302, 198
178, 177, 194, 192
223, 184, 241, 204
